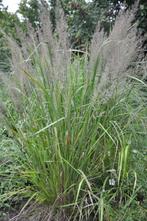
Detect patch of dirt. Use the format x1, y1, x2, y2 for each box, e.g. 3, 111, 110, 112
0, 203, 69, 221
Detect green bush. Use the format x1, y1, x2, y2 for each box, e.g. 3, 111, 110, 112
1, 4, 147, 221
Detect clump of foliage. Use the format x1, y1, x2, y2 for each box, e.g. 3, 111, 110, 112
0, 2, 147, 221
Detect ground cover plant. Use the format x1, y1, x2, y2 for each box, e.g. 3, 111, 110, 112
0, 2, 147, 221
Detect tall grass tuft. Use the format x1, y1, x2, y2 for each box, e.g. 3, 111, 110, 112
1, 1, 147, 220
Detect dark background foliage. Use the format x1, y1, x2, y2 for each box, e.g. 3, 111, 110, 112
0, 0, 147, 72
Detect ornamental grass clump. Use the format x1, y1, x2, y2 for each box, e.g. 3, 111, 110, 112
1, 1, 147, 221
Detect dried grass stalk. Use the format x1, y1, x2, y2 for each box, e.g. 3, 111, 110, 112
1, 1, 141, 105
89, 3, 139, 99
